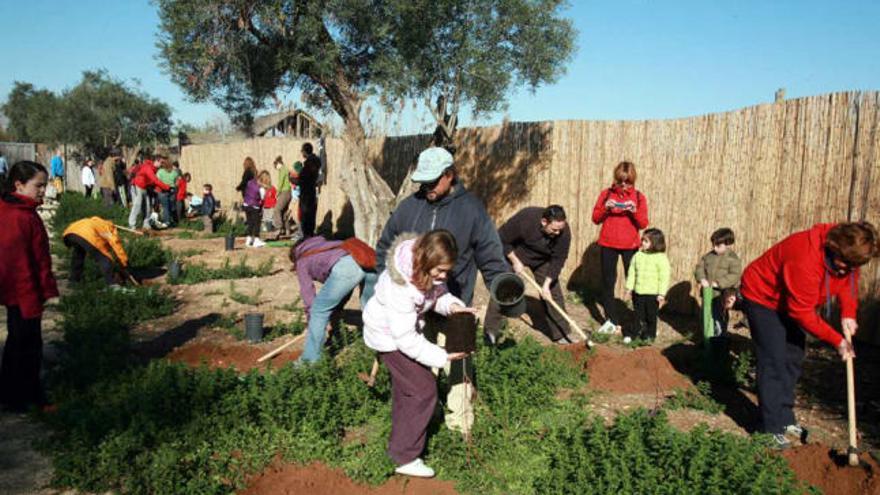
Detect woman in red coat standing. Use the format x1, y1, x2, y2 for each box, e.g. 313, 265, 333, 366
740, 222, 879, 448
0, 161, 59, 412
591, 161, 649, 330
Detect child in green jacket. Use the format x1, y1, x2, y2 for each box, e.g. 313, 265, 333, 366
694, 228, 741, 338
625, 228, 671, 342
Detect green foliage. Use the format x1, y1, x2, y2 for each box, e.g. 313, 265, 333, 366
53, 282, 174, 391
227, 282, 262, 306
124, 236, 170, 270
175, 248, 208, 258
664, 381, 725, 415
731, 348, 757, 390
169, 256, 274, 285
3, 71, 171, 156
51, 192, 128, 238
209, 214, 247, 238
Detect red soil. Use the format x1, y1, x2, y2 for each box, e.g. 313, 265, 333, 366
166, 340, 302, 372
239, 462, 458, 495
782, 444, 879, 495
563, 344, 692, 394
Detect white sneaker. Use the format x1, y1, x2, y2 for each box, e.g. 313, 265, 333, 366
622, 336, 632, 344
245, 236, 253, 247
394, 458, 435, 478
597, 320, 616, 334
252, 238, 266, 248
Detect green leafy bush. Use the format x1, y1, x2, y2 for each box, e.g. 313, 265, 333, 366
169, 256, 274, 285
51, 192, 128, 236
124, 236, 170, 270
664, 381, 725, 414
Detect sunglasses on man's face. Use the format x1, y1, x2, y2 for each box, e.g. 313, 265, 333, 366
826, 250, 856, 275
420, 177, 442, 192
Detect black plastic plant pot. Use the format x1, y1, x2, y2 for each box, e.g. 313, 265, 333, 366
445, 313, 477, 353
168, 259, 182, 280
490, 273, 526, 317
225, 234, 235, 251
244, 313, 264, 343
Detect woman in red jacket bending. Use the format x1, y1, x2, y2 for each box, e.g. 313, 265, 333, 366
591, 161, 649, 330
740, 222, 879, 448
0, 161, 59, 412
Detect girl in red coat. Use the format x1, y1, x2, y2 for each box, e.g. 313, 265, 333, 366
591, 161, 649, 331
0, 161, 59, 412
740, 222, 879, 448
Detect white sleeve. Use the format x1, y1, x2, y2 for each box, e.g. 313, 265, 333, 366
434, 292, 465, 316
259, 187, 266, 200
386, 286, 448, 368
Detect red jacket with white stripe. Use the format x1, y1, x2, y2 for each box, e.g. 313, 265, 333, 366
0, 194, 59, 319
740, 223, 858, 347
591, 185, 649, 249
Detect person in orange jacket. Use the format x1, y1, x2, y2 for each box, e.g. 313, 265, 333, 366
62, 217, 130, 286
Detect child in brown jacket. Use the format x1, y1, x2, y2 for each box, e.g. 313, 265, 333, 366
694, 228, 742, 339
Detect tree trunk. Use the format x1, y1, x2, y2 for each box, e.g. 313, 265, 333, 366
335, 102, 395, 245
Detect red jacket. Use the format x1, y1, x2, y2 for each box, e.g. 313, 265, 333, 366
591, 185, 649, 249
741, 223, 858, 347
0, 194, 59, 319
176, 177, 188, 201
132, 164, 170, 191
263, 186, 278, 209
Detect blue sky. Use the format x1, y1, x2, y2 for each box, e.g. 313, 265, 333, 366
1, 0, 878, 134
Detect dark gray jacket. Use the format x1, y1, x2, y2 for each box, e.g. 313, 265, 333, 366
375, 183, 509, 305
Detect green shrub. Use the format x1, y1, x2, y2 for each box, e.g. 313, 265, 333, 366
124, 236, 170, 270
52, 192, 128, 236
169, 257, 274, 285
664, 381, 725, 414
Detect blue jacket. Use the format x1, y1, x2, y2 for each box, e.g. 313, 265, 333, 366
50, 156, 64, 178
202, 193, 216, 217
375, 182, 509, 305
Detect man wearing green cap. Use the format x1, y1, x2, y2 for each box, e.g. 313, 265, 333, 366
366, 146, 509, 435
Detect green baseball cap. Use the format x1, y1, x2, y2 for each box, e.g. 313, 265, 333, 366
412, 147, 454, 182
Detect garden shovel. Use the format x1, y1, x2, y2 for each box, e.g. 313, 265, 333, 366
519, 271, 591, 347
844, 327, 859, 467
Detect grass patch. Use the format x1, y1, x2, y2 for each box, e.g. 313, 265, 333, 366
664, 381, 725, 414
227, 282, 262, 306
169, 257, 274, 285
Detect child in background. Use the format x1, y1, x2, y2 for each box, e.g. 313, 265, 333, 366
81, 159, 96, 198
625, 228, 671, 343
262, 180, 277, 233
201, 184, 216, 233
362, 230, 474, 478
694, 228, 742, 340
149, 202, 168, 230
0, 161, 59, 412
175, 172, 190, 223
243, 170, 272, 248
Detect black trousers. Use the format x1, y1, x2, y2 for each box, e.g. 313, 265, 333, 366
0, 306, 46, 411
299, 194, 317, 237
84, 185, 93, 198
244, 206, 262, 238
65, 234, 116, 284
484, 264, 570, 341
600, 246, 637, 324
632, 293, 659, 340
743, 297, 806, 434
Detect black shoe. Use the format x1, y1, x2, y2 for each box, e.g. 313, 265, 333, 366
484, 331, 499, 346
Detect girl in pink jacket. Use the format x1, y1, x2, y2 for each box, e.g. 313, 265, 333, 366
363, 230, 474, 478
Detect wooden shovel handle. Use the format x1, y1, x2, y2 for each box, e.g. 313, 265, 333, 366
256, 333, 306, 363
518, 270, 589, 345
844, 328, 859, 466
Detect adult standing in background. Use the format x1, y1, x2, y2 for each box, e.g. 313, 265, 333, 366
98, 152, 118, 207
591, 161, 649, 332
484, 205, 573, 344
297, 143, 321, 238
273, 155, 294, 239
114, 156, 129, 207
156, 159, 179, 226
81, 159, 96, 198
50, 150, 64, 195
235, 156, 258, 206
369, 146, 509, 435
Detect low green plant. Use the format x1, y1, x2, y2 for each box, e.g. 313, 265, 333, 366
178, 218, 205, 231
207, 213, 247, 238
51, 192, 128, 237
664, 381, 725, 414
228, 282, 262, 306
176, 230, 197, 240
731, 348, 756, 389
169, 256, 274, 285
175, 248, 208, 258
124, 236, 170, 270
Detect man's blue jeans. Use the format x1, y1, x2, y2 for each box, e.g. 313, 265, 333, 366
298, 256, 365, 363
158, 190, 174, 225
